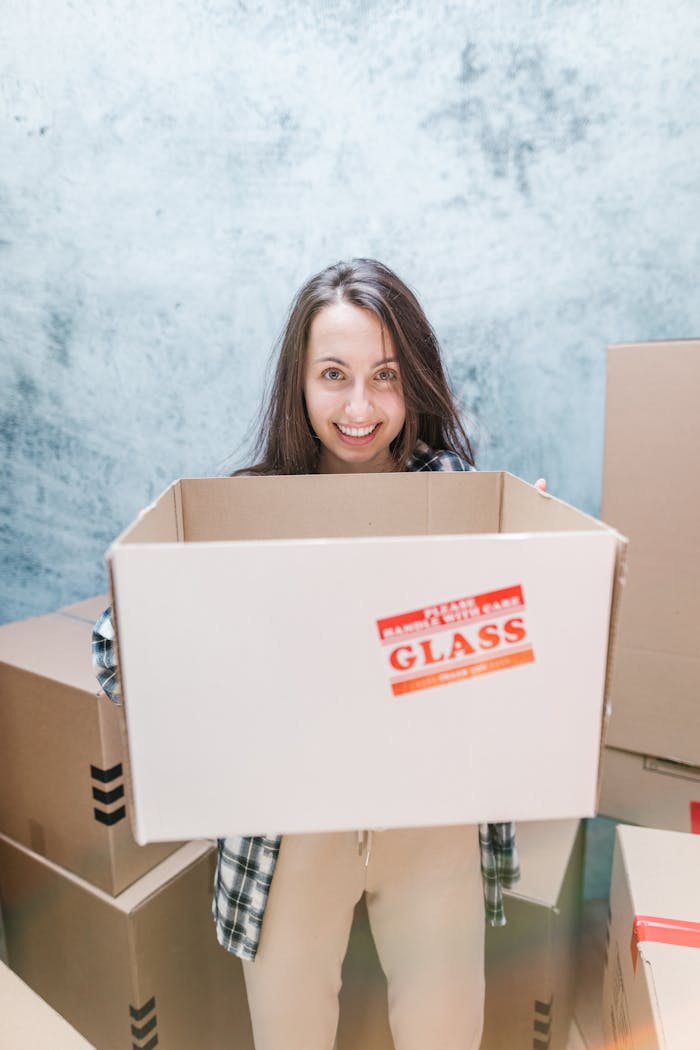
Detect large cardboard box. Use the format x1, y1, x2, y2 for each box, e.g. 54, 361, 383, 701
336, 820, 584, 1050
107, 471, 626, 840
602, 339, 700, 766
0, 610, 181, 895
602, 825, 700, 1049
599, 746, 700, 834
1, 960, 94, 1048
0, 835, 253, 1050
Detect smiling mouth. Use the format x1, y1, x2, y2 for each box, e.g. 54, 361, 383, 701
334, 422, 381, 444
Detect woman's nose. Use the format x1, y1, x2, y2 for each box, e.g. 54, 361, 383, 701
345, 382, 372, 419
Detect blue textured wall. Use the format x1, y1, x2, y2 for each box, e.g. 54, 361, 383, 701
2, 1, 699, 623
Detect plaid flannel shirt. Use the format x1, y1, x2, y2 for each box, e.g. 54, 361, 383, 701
92, 441, 520, 961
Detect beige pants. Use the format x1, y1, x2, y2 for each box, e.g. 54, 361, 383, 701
242, 825, 485, 1050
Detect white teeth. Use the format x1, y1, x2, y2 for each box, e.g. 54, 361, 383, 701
337, 423, 379, 438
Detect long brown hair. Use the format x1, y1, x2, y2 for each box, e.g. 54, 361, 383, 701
238, 258, 475, 475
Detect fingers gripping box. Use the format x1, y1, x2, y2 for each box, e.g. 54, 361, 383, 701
107, 471, 626, 840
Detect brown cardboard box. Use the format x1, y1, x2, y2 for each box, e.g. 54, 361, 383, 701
602, 339, 700, 766
602, 825, 700, 1049
1, 960, 95, 1048
0, 610, 180, 895
0, 835, 253, 1050
60, 593, 111, 623
107, 472, 625, 840
336, 820, 584, 1050
482, 820, 584, 1050
599, 746, 700, 834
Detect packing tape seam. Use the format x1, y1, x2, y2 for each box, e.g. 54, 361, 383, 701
630, 914, 700, 973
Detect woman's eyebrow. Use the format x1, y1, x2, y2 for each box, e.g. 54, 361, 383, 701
315, 356, 349, 366
314, 356, 399, 368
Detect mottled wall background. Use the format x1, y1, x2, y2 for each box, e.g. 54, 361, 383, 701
1, 1, 699, 623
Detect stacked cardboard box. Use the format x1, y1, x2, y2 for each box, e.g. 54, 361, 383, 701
603, 825, 700, 1049
0, 601, 180, 891
336, 820, 584, 1050
600, 748, 700, 834
0, 600, 253, 1048
0, 836, 252, 1049
599, 340, 700, 834
597, 341, 700, 1047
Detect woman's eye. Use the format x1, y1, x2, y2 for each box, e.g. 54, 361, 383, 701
375, 369, 397, 382
322, 368, 343, 381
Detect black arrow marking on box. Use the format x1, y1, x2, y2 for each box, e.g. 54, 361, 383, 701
92, 784, 125, 805
532, 996, 552, 1049
130, 998, 156, 1022
94, 805, 126, 826
91, 762, 123, 783
132, 1037, 158, 1050
131, 1014, 157, 1040
129, 997, 158, 1050
91, 763, 127, 825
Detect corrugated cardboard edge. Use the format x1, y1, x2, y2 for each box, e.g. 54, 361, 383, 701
106, 482, 185, 844
105, 555, 138, 843
497, 472, 505, 533
595, 535, 629, 808
108, 481, 184, 549
0, 831, 211, 910
173, 479, 185, 539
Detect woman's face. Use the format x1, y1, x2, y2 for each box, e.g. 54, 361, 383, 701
303, 301, 406, 474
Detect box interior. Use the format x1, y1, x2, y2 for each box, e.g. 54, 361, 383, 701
118, 471, 609, 547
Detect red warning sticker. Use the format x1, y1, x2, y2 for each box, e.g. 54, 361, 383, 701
376, 584, 535, 697
690, 801, 700, 835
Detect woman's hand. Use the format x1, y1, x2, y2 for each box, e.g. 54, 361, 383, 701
534, 478, 547, 493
